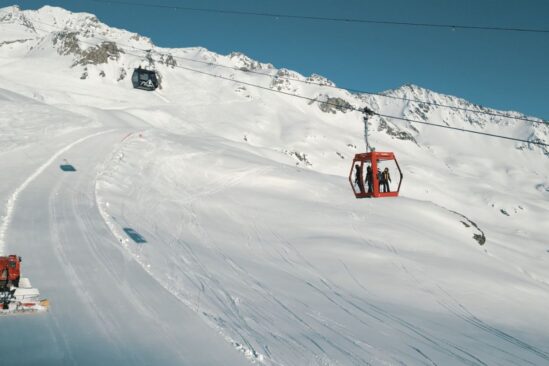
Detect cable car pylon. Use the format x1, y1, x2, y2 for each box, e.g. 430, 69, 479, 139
349, 107, 403, 198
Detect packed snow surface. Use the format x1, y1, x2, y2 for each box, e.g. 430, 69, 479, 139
1, 5, 548, 366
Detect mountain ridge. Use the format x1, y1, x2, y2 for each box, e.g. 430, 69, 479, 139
2, 5, 546, 127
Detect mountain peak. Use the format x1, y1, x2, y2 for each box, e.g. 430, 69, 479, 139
0, 4, 545, 157
0, 4, 20, 13
390, 83, 447, 100
34, 5, 98, 24
228, 51, 274, 71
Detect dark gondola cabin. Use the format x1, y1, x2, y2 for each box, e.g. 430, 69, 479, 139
131, 68, 159, 91
349, 151, 403, 198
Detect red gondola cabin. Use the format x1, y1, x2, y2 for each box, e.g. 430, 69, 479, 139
349, 151, 403, 198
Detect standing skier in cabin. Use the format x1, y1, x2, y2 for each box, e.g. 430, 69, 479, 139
354, 164, 365, 193
376, 167, 382, 192
365, 165, 373, 194
381, 167, 391, 192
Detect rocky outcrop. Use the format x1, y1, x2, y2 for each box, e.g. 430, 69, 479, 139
117, 68, 126, 81
318, 97, 353, 114
52, 31, 124, 66
159, 53, 177, 68
377, 118, 417, 143
306, 74, 335, 87
282, 149, 312, 167
270, 68, 299, 92
76, 41, 123, 66
310, 94, 353, 114
229, 52, 273, 72
450, 209, 486, 246
52, 31, 80, 56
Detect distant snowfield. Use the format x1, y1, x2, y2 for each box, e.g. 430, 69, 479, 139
1, 5, 549, 366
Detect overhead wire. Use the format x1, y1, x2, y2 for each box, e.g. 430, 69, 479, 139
100, 1, 549, 124
147, 52, 548, 126
21, 20, 549, 148
89, 0, 549, 34
375, 113, 549, 147
27, 17, 548, 125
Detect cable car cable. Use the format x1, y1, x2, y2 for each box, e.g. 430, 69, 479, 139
27, 18, 548, 125
115, 47, 548, 125
375, 113, 549, 147
163, 54, 549, 126
90, 0, 549, 34
24, 22, 549, 148
168, 63, 549, 148
145, 60, 549, 148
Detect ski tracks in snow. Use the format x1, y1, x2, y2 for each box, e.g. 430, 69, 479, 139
92, 137, 549, 365
272, 227, 486, 366
434, 286, 549, 365
398, 248, 549, 365
0, 129, 115, 254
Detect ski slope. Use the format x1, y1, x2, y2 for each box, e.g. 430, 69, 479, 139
94, 129, 549, 365
0, 103, 245, 364
1, 5, 549, 366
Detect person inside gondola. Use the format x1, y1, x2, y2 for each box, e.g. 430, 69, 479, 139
354, 164, 365, 193
381, 167, 392, 192
376, 167, 382, 191
365, 165, 373, 193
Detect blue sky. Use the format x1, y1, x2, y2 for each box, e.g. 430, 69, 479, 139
7, 0, 549, 119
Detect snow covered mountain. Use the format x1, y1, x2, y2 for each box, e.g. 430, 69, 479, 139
1, 5, 548, 366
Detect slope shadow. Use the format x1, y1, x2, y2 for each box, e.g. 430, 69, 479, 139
60, 164, 76, 172
123, 228, 147, 243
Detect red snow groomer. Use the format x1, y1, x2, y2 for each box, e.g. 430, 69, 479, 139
0, 255, 21, 288
0, 255, 49, 314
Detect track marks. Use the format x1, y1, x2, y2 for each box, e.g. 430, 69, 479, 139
0, 129, 115, 253
435, 286, 549, 364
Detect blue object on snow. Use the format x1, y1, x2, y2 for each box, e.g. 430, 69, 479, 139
123, 228, 147, 243
60, 164, 76, 172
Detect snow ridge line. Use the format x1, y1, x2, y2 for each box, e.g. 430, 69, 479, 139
0, 129, 116, 254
